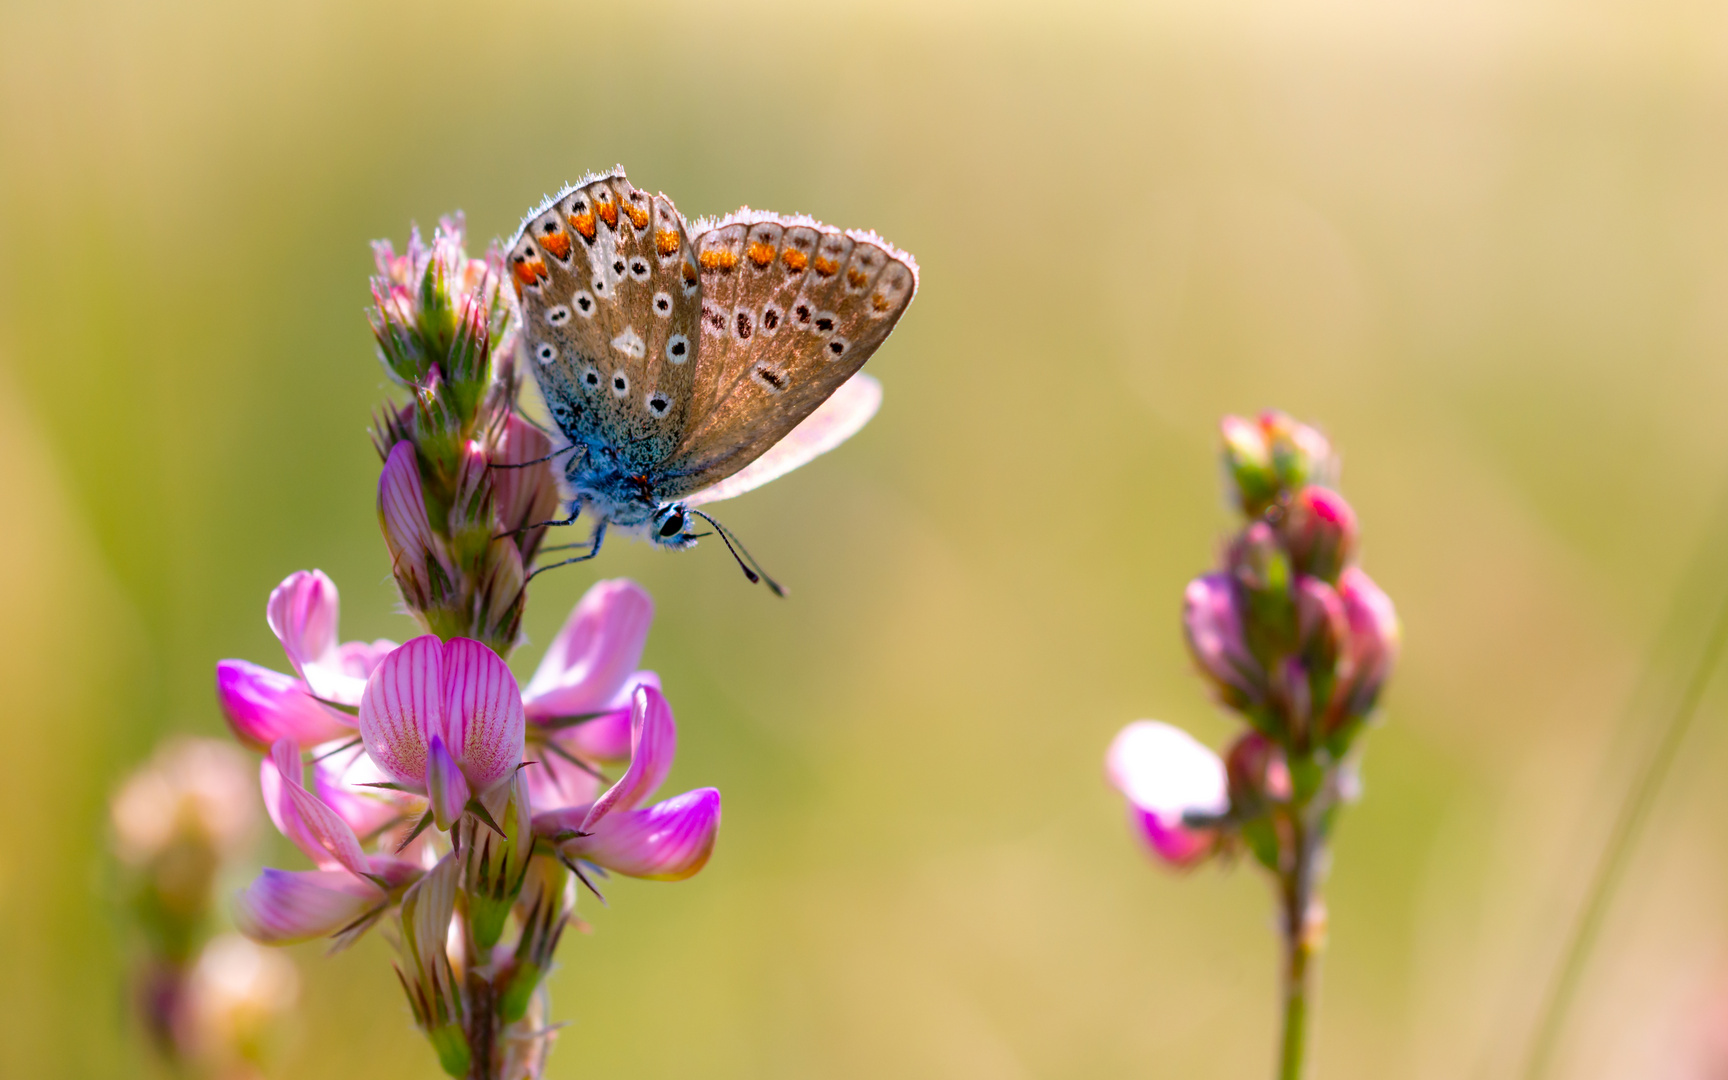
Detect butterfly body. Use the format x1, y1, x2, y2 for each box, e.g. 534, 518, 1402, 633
506, 168, 916, 571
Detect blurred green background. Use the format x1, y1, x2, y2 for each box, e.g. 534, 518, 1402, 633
7, 0, 1728, 1076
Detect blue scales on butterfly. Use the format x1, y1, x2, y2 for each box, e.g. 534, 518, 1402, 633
505, 167, 918, 591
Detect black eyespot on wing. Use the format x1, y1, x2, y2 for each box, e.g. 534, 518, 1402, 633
736, 311, 752, 340
762, 308, 780, 330
815, 315, 834, 332
795, 303, 812, 325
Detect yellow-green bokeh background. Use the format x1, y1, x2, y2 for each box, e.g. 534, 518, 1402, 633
7, 0, 1728, 1076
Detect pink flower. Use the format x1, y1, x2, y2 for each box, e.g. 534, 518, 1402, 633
533, 686, 720, 882
1106, 721, 1229, 867
358, 635, 526, 830
216, 571, 396, 751
235, 738, 422, 945
1281, 486, 1358, 583
519, 580, 659, 811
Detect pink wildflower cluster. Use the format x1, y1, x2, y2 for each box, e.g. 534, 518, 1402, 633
219, 573, 719, 1076
204, 216, 720, 1080
1105, 412, 1400, 1074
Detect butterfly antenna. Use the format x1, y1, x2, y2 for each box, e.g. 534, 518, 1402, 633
688, 509, 786, 597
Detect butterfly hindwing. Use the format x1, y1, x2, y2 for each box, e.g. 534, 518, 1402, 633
510, 169, 702, 468
658, 211, 917, 499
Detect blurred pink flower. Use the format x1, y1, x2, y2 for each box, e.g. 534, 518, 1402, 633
1327, 567, 1400, 729
533, 685, 720, 882
358, 635, 525, 830
1106, 721, 1229, 867
216, 570, 395, 751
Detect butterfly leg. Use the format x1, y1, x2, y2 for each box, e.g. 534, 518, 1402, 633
496, 503, 582, 541
526, 521, 608, 582
487, 444, 578, 470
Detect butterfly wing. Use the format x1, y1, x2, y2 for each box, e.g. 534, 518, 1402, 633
508, 169, 702, 467
684, 372, 881, 507
654, 211, 917, 500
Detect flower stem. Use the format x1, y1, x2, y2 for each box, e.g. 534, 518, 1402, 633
1277, 809, 1318, 1080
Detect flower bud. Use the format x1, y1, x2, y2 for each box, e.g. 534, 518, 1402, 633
1183, 573, 1266, 709
395, 856, 469, 1078
1281, 486, 1358, 583
379, 440, 453, 618
461, 772, 534, 951
1227, 522, 1298, 661
1325, 567, 1400, 740
1220, 411, 1336, 517
1106, 721, 1230, 868
501, 855, 572, 1024
1225, 732, 1292, 808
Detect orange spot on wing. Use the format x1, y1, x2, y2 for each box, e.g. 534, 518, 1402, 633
598, 202, 619, 227
699, 249, 739, 272
624, 202, 649, 228
655, 230, 680, 256
871, 292, 892, 312
781, 248, 809, 272
682, 262, 699, 285
812, 255, 839, 276
539, 231, 572, 260
846, 268, 869, 288
513, 258, 548, 289
747, 241, 776, 268
570, 212, 596, 241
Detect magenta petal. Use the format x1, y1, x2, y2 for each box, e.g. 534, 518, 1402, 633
1130, 805, 1215, 867
425, 735, 471, 831
582, 685, 675, 831
562, 788, 720, 881
439, 638, 524, 792
522, 580, 654, 719
359, 635, 444, 789
334, 638, 398, 681
234, 868, 381, 945
217, 660, 352, 751
558, 671, 657, 762
266, 739, 373, 878
1183, 573, 1265, 705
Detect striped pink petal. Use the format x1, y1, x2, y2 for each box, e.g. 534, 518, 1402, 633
561, 788, 721, 881
358, 635, 445, 789
581, 685, 675, 832
312, 741, 416, 841
523, 580, 654, 720
234, 868, 381, 945
263, 739, 372, 878
216, 660, 353, 751
440, 637, 524, 793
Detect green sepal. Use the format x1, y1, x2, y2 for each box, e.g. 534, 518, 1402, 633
1242, 817, 1280, 871
427, 1021, 471, 1079
499, 960, 544, 1024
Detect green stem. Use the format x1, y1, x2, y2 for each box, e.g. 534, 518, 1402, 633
1521, 587, 1728, 1080
1277, 810, 1318, 1080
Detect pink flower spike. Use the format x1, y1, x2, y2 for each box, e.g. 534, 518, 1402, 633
560, 788, 721, 881
581, 685, 675, 833
216, 660, 354, 751
263, 739, 374, 880
425, 736, 471, 831
234, 869, 382, 945
1106, 721, 1229, 868
523, 579, 655, 721
359, 635, 525, 818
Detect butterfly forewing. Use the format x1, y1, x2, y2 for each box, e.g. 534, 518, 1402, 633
510, 170, 702, 467
659, 213, 917, 500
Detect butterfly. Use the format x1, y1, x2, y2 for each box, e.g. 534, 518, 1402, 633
504, 167, 918, 592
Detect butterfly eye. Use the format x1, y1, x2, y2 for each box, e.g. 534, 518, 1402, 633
658, 511, 685, 539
